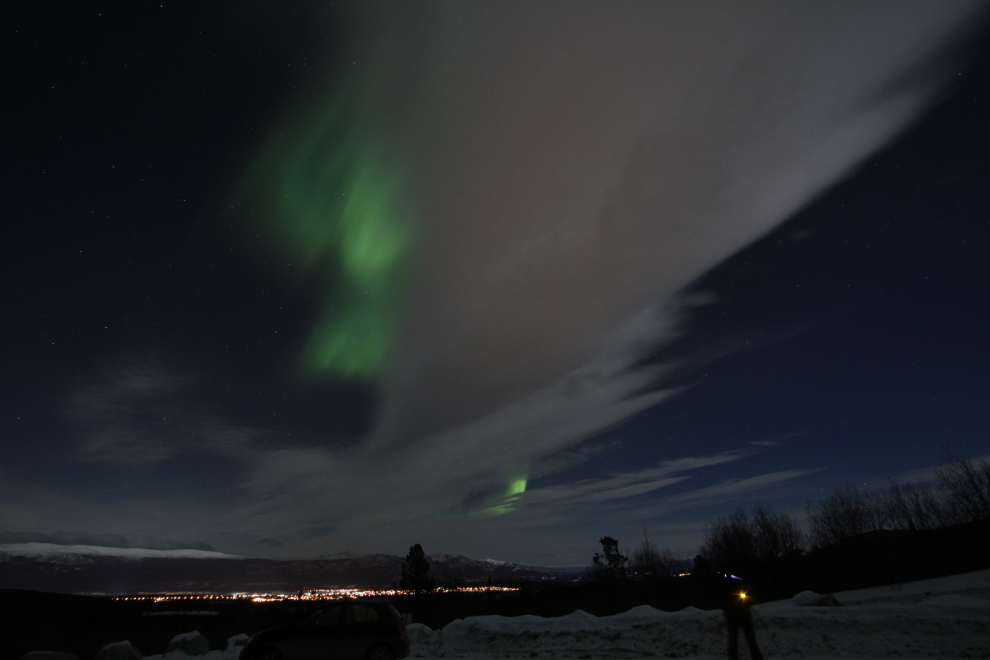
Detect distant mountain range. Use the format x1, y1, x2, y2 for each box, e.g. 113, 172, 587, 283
0, 543, 583, 595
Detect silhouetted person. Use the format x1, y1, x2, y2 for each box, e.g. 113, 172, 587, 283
720, 574, 763, 660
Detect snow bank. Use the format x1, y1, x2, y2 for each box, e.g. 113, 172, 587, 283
408, 569, 990, 659
141, 634, 252, 660
146, 652, 239, 660
832, 568, 990, 606
164, 631, 209, 656
414, 606, 726, 659
95, 641, 141, 660
790, 591, 841, 607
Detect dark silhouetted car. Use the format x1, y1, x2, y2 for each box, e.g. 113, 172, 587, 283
239, 600, 410, 660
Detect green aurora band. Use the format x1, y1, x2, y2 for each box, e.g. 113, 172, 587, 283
480, 476, 528, 517
234, 82, 412, 382
233, 22, 527, 518
438, 473, 529, 518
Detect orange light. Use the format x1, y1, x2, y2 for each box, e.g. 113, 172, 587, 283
739, 593, 747, 599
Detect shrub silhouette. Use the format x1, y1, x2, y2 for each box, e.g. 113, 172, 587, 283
591, 536, 628, 580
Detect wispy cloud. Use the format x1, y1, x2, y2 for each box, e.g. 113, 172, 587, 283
68, 358, 262, 465
374, 1, 983, 465
525, 446, 770, 511
662, 470, 822, 510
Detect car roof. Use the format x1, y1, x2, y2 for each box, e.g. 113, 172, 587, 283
315, 598, 391, 607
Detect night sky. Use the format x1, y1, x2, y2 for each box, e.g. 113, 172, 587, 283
4, 2, 990, 566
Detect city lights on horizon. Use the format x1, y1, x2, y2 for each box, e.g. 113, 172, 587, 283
111, 585, 521, 603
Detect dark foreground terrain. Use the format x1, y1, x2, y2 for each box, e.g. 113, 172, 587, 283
3, 522, 988, 660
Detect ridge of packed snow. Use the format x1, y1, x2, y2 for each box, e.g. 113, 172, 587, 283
403, 569, 990, 660
0, 542, 245, 560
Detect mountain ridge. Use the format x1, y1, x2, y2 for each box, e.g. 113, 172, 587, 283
0, 543, 583, 594
0, 542, 245, 561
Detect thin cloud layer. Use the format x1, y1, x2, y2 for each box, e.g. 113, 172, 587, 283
219, 1, 985, 557
380, 1, 984, 453
69, 359, 262, 465
351, 2, 981, 546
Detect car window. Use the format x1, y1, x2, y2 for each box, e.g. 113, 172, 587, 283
353, 605, 380, 623
315, 606, 342, 626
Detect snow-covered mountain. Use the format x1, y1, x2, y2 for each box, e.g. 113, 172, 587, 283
0, 542, 244, 561
426, 552, 571, 577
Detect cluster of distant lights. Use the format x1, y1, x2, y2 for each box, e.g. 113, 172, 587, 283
113, 586, 520, 603
114, 595, 232, 603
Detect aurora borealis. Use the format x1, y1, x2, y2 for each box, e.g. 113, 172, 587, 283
4, 1, 990, 564
236, 66, 412, 381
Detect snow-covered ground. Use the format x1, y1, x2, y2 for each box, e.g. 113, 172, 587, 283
140, 569, 990, 660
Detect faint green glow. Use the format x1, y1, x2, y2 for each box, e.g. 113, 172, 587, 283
479, 503, 516, 517
440, 472, 528, 518
478, 476, 528, 517
234, 68, 411, 381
